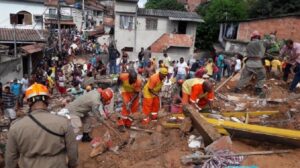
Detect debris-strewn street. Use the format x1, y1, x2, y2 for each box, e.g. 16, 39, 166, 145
1, 0, 300, 168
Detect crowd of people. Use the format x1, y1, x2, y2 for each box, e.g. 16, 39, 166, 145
0, 28, 300, 167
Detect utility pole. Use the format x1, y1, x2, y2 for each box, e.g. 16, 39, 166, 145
13, 23, 17, 57
57, 1, 62, 55
82, 0, 85, 30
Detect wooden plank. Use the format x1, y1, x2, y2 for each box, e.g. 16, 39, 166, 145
182, 105, 221, 145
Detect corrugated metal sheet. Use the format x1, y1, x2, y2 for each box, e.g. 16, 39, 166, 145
0, 28, 47, 42
137, 8, 203, 22
21, 43, 45, 54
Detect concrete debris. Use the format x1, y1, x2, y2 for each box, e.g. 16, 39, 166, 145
205, 136, 233, 153
188, 135, 203, 149
181, 151, 205, 165
183, 105, 221, 146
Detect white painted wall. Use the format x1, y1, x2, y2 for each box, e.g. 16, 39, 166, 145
114, 13, 136, 51
115, 2, 137, 13
72, 8, 83, 29
135, 17, 169, 51
0, 1, 46, 29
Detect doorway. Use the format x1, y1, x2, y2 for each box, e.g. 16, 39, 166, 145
178, 21, 187, 34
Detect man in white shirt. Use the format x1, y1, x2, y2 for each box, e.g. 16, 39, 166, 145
175, 57, 188, 80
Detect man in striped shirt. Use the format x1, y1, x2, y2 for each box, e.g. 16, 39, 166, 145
2, 86, 16, 122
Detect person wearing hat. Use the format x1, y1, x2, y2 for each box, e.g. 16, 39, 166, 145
117, 70, 142, 131
182, 79, 214, 112
66, 87, 114, 142
142, 68, 168, 125
5, 83, 78, 168
234, 30, 269, 97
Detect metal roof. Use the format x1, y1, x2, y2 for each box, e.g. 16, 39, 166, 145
137, 8, 204, 22
116, 0, 139, 2
0, 28, 47, 42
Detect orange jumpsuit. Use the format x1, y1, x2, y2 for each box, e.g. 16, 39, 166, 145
118, 73, 142, 127
181, 78, 214, 108
142, 73, 163, 119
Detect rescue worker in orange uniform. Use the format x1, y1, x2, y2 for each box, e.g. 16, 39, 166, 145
142, 68, 168, 124
117, 70, 142, 131
181, 78, 214, 111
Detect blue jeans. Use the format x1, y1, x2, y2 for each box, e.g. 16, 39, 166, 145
176, 74, 186, 80
216, 67, 223, 82
109, 60, 117, 74
289, 63, 300, 92
143, 59, 150, 67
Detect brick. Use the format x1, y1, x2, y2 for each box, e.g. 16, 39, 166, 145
205, 136, 232, 153
237, 16, 300, 42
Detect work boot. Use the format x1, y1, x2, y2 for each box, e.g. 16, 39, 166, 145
255, 88, 265, 98
233, 88, 241, 93
118, 125, 126, 132
81, 133, 92, 142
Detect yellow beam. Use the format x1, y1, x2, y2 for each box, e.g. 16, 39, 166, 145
202, 111, 279, 118
205, 118, 300, 140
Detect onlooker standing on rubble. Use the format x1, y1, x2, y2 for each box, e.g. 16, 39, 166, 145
57, 71, 67, 96
5, 83, 78, 168
216, 54, 225, 81
117, 70, 142, 131
2, 86, 16, 122
108, 45, 120, 74
280, 39, 300, 83
234, 31, 267, 97
66, 88, 114, 142
138, 47, 144, 64
142, 68, 168, 125
10, 79, 22, 108
181, 79, 214, 112
175, 57, 189, 80
143, 47, 152, 67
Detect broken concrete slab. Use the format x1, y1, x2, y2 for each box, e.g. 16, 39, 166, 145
205, 136, 232, 153
183, 105, 221, 146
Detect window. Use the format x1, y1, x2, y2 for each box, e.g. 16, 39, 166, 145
34, 15, 43, 24
146, 18, 158, 30
49, 9, 57, 15
120, 15, 133, 30
11, 11, 32, 25
93, 11, 102, 16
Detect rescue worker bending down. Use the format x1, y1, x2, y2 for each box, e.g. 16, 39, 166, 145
182, 79, 214, 112
142, 68, 168, 125
117, 70, 142, 131
5, 83, 78, 168
66, 88, 113, 142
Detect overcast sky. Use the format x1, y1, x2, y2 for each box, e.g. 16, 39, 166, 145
138, 0, 147, 7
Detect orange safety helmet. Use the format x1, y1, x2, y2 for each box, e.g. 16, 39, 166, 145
25, 82, 50, 103
98, 88, 114, 104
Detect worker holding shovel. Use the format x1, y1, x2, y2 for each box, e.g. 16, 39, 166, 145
117, 70, 142, 132
142, 68, 168, 125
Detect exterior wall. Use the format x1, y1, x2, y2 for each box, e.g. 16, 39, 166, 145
224, 40, 247, 56
72, 8, 83, 29
136, 17, 169, 51
114, 13, 136, 51
115, 2, 137, 13
237, 16, 300, 42
0, 1, 46, 29
0, 58, 23, 84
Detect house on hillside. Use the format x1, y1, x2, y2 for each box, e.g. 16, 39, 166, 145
114, 0, 203, 61
218, 13, 300, 55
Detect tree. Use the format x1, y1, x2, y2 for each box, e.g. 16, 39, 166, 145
249, 0, 300, 18
195, 0, 248, 50
145, 0, 186, 11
